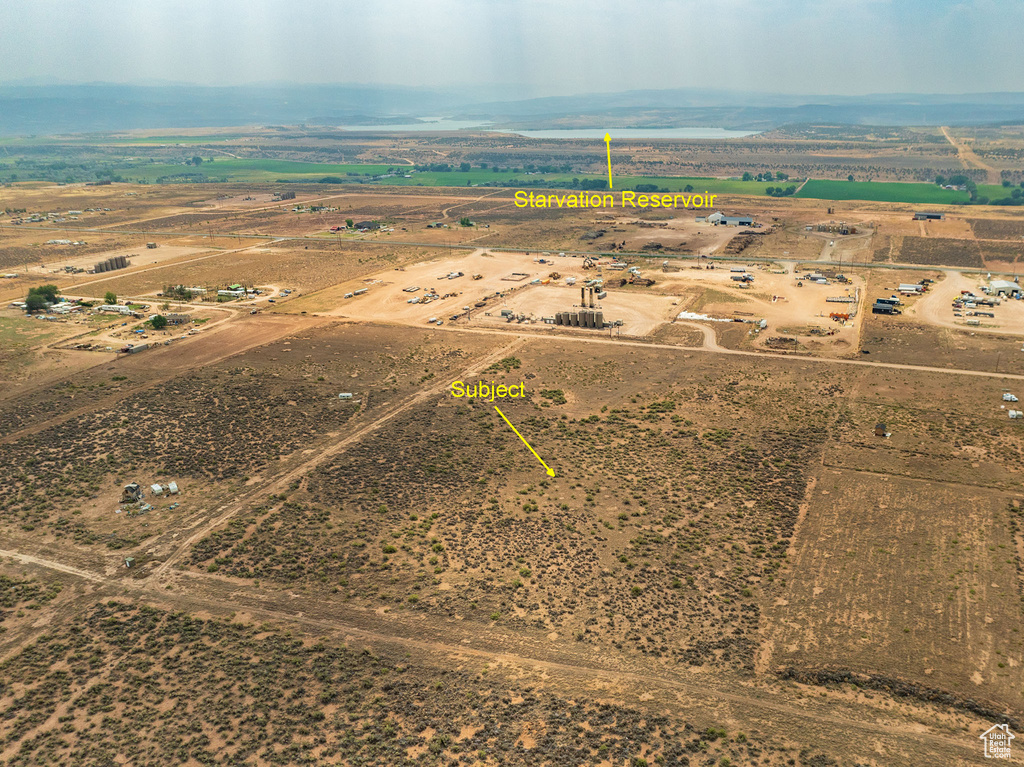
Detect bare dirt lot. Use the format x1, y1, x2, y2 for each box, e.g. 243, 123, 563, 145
765, 469, 1023, 716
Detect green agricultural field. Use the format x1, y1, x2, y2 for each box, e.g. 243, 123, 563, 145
613, 175, 775, 196
386, 171, 780, 197
115, 159, 394, 183
978, 184, 1024, 202
796, 179, 969, 204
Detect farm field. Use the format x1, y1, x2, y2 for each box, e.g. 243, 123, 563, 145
796, 179, 969, 204
8, 123, 1024, 207
765, 470, 1023, 714
115, 158, 394, 183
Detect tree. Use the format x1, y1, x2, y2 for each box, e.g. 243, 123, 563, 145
345, 219, 354, 228
104, 291, 117, 305
151, 315, 168, 330
192, 156, 203, 166
24, 293, 47, 313
935, 175, 946, 186
28, 284, 59, 304
847, 175, 854, 182
459, 217, 472, 227
741, 172, 752, 182
459, 162, 471, 172
683, 184, 694, 193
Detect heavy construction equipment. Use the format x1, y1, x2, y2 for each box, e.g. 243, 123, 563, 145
624, 272, 656, 287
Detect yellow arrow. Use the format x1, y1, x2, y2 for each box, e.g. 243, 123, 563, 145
494, 405, 555, 477
604, 132, 613, 189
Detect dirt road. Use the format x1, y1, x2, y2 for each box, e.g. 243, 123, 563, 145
0, 544, 991, 764
941, 126, 1001, 185
0, 549, 106, 584
442, 323, 1024, 381
149, 336, 526, 578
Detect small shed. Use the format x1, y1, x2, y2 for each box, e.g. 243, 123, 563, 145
150, 483, 164, 495
167, 481, 179, 494
121, 482, 143, 503
874, 423, 889, 437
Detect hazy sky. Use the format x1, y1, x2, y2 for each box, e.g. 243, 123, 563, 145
1, 0, 1020, 96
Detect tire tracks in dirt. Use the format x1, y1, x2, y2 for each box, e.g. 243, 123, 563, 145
0, 547, 987, 762
148, 337, 525, 578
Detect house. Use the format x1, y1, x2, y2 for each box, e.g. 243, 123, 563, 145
164, 313, 191, 325
913, 211, 945, 220
979, 724, 1014, 759
355, 220, 379, 230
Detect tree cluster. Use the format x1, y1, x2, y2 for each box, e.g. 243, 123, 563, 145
743, 171, 788, 182
25, 284, 59, 313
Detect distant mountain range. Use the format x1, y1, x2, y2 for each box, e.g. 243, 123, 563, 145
3, 84, 1024, 136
